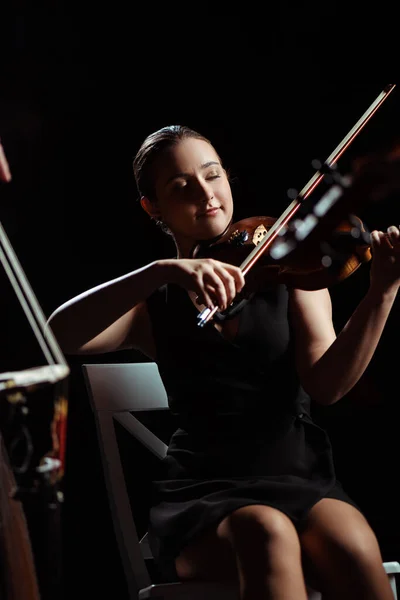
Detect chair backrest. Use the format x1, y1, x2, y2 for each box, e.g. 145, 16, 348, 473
82, 361, 171, 599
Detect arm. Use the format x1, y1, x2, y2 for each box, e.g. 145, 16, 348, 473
289, 226, 400, 405
46, 261, 164, 356
46, 257, 245, 355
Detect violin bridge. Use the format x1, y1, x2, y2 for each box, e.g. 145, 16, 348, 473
252, 224, 269, 246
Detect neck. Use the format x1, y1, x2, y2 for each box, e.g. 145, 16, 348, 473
175, 218, 234, 259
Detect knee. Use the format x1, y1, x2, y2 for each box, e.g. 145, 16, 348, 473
304, 519, 382, 570
222, 504, 300, 552
338, 527, 383, 570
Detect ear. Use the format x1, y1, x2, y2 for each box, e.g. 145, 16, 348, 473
140, 196, 161, 219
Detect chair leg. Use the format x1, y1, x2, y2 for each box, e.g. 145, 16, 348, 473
389, 575, 398, 600
383, 561, 400, 600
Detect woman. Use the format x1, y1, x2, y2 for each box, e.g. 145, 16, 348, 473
47, 125, 400, 599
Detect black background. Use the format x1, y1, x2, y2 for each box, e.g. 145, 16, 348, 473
1, 3, 400, 599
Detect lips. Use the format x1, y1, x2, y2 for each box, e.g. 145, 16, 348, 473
197, 207, 220, 218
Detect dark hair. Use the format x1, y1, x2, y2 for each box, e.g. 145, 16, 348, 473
132, 125, 214, 201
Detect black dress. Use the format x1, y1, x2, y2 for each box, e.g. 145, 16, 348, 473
145, 282, 358, 579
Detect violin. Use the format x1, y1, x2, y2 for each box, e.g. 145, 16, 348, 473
193, 171, 373, 326
194, 84, 398, 327
193, 211, 372, 291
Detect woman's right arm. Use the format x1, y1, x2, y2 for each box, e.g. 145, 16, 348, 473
46, 257, 245, 355
46, 260, 170, 355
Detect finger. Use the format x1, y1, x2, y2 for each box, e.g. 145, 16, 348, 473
195, 285, 216, 309
216, 262, 246, 297
386, 225, 400, 249
214, 267, 237, 308
191, 266, 214, 309
223, 263, 246, 292
371, 230, 387, 252
196, 288, 215, 310
202, 260, 229, 309
207, 274, 228, 310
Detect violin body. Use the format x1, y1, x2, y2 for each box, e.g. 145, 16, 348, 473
192, 214, 372, 292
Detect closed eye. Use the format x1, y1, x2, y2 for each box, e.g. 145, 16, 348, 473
173, 180, 187, 189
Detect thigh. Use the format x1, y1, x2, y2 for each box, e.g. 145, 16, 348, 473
299, 498, 393, 599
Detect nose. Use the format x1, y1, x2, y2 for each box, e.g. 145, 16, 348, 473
196, 179, 214, 203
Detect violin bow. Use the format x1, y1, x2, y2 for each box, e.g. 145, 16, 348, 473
198, 83, 397, 327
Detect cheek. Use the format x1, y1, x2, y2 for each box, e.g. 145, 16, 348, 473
161, 203, 194, 226
222, 189, 234, 215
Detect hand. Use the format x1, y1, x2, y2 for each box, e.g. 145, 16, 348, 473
370, 225, 400, 292
165, 258, 245, 310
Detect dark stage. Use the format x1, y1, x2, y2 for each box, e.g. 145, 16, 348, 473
1, 3, 400, 599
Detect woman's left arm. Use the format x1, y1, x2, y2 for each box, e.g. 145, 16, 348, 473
289, 226, 400, 405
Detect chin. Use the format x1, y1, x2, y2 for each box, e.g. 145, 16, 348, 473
199, 220, 230, 242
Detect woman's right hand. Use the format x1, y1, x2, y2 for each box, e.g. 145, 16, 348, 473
159, 258, 246, 311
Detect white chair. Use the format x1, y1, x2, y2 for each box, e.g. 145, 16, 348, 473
82, 362, 400, 600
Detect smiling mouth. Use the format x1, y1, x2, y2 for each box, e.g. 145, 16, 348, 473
198, 207, 220, 218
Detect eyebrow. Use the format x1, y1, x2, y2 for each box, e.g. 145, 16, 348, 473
166, 161, 220, 185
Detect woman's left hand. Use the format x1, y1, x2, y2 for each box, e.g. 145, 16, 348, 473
369, 225, 400, 293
